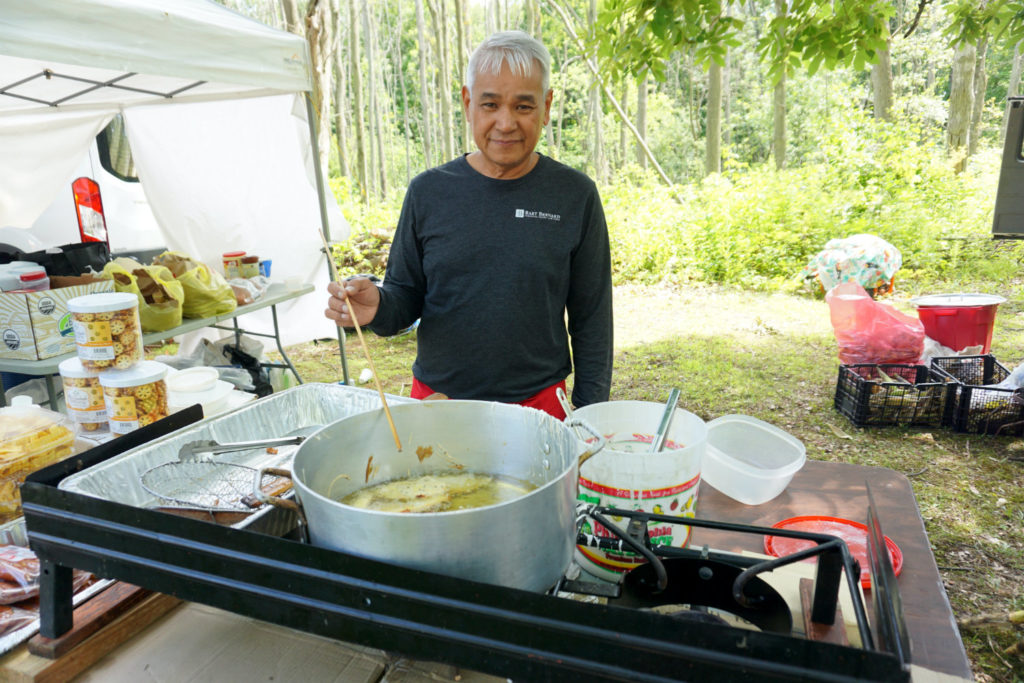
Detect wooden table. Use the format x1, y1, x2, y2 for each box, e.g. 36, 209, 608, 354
3, 459, 970, 682
692, 459, 972, 680
0, 282, 315, 408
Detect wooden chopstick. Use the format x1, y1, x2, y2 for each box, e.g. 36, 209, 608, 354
319, 232, 402, 452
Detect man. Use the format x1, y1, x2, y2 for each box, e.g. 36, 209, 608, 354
325, 30, 612, 418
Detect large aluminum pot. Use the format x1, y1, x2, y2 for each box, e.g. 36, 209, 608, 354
285, 400, 597, 592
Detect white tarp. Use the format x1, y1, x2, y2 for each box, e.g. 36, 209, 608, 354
124, 94, 337, 344
0, 107, 115, 228
0, 0, 345, 346
0, 0, 310, 96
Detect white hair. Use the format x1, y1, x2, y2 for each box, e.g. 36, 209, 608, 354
466, 30, 551, 93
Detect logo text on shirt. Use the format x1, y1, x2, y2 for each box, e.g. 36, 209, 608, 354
515, 208, 561, 222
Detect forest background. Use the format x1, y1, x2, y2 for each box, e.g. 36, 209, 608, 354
219, 0, 1024, 299
217, 0, 1024, 679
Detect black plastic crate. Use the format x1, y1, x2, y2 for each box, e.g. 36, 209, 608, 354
834, 364, 955, 427
930, 355, 1024, 436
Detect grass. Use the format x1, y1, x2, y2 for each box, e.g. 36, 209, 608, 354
271, 282, 1024, 682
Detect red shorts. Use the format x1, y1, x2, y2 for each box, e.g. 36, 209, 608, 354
411, 378, 568, 420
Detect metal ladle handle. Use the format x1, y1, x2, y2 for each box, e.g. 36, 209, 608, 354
565, 417, 606, 468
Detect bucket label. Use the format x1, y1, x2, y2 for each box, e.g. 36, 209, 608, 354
577, 471, 701, 575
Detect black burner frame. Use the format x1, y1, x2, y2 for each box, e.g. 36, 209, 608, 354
22, 409, 910, 682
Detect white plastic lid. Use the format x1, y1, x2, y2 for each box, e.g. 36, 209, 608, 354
59, 356, 100, 379
10, 395, 34, 408
910, 293, 1006, 308
68, 292, 139, 314
166, 366, 219, 393
98, 360, 167, 388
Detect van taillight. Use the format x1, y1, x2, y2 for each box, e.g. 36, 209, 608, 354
72, 177, 109, 244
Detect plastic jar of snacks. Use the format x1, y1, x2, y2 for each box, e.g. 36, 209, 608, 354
99, 360, 169, 437
240, 255, 260, 278
58, 357, 109, 435
222, 251, 246, 279
67, 292, 143, 371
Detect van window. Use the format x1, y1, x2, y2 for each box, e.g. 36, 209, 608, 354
97, 115, 138, 182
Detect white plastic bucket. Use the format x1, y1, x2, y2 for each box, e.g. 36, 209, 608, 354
569, 400, 707, 581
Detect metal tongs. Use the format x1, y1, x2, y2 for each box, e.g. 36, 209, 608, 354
177, 436, 307, 462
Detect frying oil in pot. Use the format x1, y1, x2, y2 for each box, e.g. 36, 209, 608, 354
339, 471, 537, 513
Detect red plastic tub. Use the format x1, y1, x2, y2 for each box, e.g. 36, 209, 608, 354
911, 294, 1006, 353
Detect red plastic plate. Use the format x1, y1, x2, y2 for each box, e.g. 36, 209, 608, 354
763, 515, 903, 590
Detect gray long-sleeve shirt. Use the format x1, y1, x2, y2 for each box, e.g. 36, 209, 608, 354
367, 153, 613, 407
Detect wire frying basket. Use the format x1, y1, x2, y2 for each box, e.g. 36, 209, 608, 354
140, 461, 282, 512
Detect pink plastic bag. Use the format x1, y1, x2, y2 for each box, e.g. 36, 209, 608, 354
826, 282, 924, 365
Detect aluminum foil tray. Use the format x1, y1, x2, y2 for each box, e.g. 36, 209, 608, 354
59, 383, 413, 535
0, 517, 112, 656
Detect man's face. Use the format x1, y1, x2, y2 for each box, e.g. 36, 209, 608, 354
461, 61, 552, 179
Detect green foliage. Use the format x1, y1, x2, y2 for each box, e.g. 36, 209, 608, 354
597, 107, 1024, 293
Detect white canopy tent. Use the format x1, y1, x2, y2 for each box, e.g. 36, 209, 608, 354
0, 0, 347, 356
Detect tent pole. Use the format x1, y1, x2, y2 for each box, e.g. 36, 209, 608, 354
305, 94, 350, 385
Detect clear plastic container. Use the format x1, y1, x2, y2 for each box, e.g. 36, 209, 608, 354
12, 269, 50, 292
99, 360, 169, 436
702, 415, 806, 506
239, 255, 260, 278
68, 292, 143, 371
222, 251, 246, 279
0, 396, 76, 522
0, 262, 41, 291
58, 356, 110, 435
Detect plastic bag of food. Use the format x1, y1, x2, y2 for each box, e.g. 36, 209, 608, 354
0, 543, 93, 605
0, 544, 39, 587
101, 261, 184, 332
0, 604, 37, 637
804, 234, 901, 296
826, 281, 924, 365
153, 251, 236, 319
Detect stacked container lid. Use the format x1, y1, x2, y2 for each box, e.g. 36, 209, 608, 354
64, 292, 168, 437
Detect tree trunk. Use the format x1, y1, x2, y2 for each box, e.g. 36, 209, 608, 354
348, 0, 368, 201
281, 0, 303, 35
871, 41, 893, 120
771, 0, 786, 170
947, 41, 976, 173
426, 0, 453, 162
305, 0, 332, 181
723, 48, 731, 147
1002, 42, 1023, 143
333, 42, 350, 179
706, 59, 722, 175
453, 0, 470, 151
969, 36, 989, 156
587, 0, 606, 182
415, 0, 434, 168
362, 2, 387, 199
636, 73, 648, 168
619, 79, 628, 168
393, 5, 413, 184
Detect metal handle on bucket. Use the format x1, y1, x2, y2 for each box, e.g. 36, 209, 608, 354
565, 417, 606, 468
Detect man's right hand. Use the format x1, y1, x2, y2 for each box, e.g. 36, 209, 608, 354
325, 277, 381, 328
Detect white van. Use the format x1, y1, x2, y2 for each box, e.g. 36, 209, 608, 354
0, 115, 164, 263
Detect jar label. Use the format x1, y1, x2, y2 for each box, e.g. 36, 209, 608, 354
105, 393, 140, 434
72, 319, 115, 359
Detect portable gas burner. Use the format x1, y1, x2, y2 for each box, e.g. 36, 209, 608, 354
21, 408, 914, 682
565, 502, 910, 663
